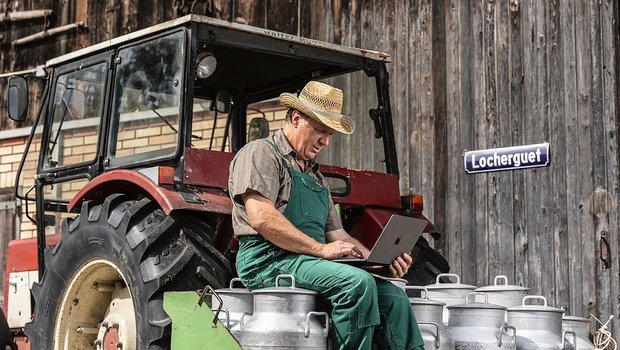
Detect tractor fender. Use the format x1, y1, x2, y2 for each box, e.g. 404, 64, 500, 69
68, 169, 232, 215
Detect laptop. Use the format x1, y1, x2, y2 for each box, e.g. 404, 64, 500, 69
333, 214, 426, 266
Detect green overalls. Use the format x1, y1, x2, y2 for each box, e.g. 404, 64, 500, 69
236, 140, 424, 350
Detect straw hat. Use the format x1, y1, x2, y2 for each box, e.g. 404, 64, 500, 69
279, 81, 355, 134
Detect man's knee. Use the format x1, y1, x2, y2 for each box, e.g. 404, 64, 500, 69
376, 281, 411, 309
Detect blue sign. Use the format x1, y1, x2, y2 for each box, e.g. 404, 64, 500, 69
464, 143, 550, 174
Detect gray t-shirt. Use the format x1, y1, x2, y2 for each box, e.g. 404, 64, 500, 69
228, 129, 343, 237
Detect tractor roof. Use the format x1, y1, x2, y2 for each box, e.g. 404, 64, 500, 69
47, 14, 391, 67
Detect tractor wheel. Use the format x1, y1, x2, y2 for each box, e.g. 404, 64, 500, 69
406, 237, 450, 286
25, 193, 231, 350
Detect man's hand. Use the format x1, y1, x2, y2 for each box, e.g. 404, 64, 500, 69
386, 253, 413, 278
319, 240, 364, 260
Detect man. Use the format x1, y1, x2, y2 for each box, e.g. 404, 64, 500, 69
228, 81, 424, 350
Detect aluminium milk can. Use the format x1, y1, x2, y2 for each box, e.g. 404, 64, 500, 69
212, 278, 253, 338
447, 292, 516, 350
507, 296, 576, 350
237, 275, 329, 349
425, 273, 477, 324
476, 275, 530, 308
562, 316, 594, 350
405, 286, 448, 350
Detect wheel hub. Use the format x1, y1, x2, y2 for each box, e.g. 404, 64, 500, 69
53, 259, 136, 350
102, 326, 120, 350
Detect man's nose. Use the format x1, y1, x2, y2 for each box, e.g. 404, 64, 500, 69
319, 135, 331, 146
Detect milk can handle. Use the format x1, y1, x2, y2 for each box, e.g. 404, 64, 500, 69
204, 285, 223, 326
240, 312, 252, 327
522, 295, 547, 306
304, 311, 329, 338
466, 291, 488, 304
276, 274, 297, 288
404, 286, 430, 299
436, 273, 460, 284
417, 322, 440, 349
562, 330, 576, 349
497, 325, 516, 347
494, 275, 508, 286
214, 308, 230, 329
229, 277, 245, 289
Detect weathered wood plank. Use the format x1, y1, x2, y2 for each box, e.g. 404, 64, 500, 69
589, 0, 616, 333
407, 0, 421, 206
234, 0, 265, 27
492, 0, 516, 284
394, 0, 410, 194
535, 0, 554, 304
560, 0, 583, 317
471, 0, 487, 286
121, 0, 138, 34
458, 0, 476, 284
575, 0, 597, 317
442, 0, 462, 275
546, 0, 569, 310
483, 0, 499, 285
418, 0, 435, 224
521, 0, 542, 296
431, 0, 446, 252
601, 0, 620, 337
298, 0, 312, 37
266, 0, 297, 34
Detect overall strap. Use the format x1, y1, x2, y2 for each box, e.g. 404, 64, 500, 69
263, 139, 294, 169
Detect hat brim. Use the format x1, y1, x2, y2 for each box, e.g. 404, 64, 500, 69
279, 93, 355, 134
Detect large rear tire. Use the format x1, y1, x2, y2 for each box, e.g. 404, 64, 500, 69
406, 237, 450, 286
25, 194, 231, 350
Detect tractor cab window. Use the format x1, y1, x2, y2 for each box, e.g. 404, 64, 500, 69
108, 30, 185, 167
246, 71, 384, 173
189, 96, 232, 152
43, 61, 107, 169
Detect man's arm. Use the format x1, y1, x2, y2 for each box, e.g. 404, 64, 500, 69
325, 228, 413, 278
242, 190, 363, 260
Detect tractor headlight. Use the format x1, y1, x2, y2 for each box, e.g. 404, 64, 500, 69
196, 52, 217, 79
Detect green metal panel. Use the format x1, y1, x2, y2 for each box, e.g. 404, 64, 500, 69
163, 291, 243, 350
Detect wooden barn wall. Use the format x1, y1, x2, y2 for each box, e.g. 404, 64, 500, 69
431, 0, 619, 335
1, 0, 619, 335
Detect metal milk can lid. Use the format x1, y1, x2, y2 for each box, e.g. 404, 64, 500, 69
562, 315, 591, 323
215, 277, 252, 294
424, 273, 477, 291
507, 295, 564, 313
447, 292, 507, 310
404, 286, 446, 306
476, 275, 530, 293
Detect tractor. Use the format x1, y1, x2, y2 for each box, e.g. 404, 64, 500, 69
2, 14, 448, 349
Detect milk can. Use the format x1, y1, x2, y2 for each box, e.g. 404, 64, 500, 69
405, 286, 448, 350
211, 278, 253, 338
425, 273, 477, 324
237, 275, 329, 349
476, 275, 530, 308
447, 292, 516, 350
507, 296, 576, 350
562, 316, 594, 350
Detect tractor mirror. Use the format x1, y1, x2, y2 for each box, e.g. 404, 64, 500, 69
7, 75, 28, 122
248, 117, 270, 141
215, 91, 232, 114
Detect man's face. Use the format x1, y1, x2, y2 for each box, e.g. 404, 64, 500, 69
292, 111, 336, 160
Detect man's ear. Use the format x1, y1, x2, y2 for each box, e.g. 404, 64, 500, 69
291, 110, 303, 127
